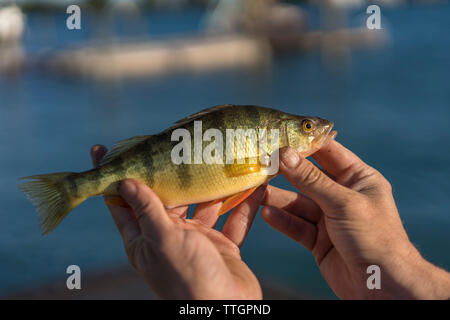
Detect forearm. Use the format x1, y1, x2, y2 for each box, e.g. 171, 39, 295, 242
410, 258, 450, 299
379, 244, 450, 299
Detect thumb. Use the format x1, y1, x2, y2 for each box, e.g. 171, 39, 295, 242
119, 179, 172, 240
279, 147, 353, 211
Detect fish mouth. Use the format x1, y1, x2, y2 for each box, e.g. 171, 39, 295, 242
312, 122, 337, 149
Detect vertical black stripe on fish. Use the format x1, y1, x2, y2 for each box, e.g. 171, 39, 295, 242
175, 163, 192, 189
106, 154, 127, 181
135, 138, 155, 187
82, 167, 102, 191
243, 106, 261, 128
66, 173, 79, 197
209, 108, 226, 131
167, 135, 192, 189
91, 167, 105, 192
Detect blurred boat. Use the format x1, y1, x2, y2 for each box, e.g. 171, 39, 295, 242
0, 5, 25, 44
0, 5, 26, 74
45, 0, 388, 80
48, 34, 272, 80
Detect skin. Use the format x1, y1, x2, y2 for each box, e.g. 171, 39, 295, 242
90, 141, 450, 300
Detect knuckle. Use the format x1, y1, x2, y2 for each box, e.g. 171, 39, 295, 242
262, 186, 271, 204
367, 169, 393, 194
234, 210, 250, 230
378, 175, 392, 192
298, 162, 323, 187
125, 238, 143, 269
279, 212, 294, 233
134, 197, 153, 216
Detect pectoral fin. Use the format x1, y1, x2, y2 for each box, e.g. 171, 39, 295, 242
105, 196, 130, 208
218, 187, 257, 216
224, 159, 262, 178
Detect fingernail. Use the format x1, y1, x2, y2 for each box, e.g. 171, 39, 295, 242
92, 144, 103, 153
262, 206, 278, 219
118, 180, 136, 198
281, 148, 300, 168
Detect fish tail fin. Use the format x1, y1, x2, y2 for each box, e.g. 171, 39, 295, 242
19, 172, 86, 235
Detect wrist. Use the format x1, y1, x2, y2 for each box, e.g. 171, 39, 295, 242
379, 243, 450, 299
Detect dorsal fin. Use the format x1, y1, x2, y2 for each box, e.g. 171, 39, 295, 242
100, 135, 150, 166
173, 104, 234, 127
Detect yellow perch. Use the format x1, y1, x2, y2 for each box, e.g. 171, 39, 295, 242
19, 105, 335, 235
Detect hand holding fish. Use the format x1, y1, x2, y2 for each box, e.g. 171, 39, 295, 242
262, 140, 450, 299
91, 145, 264, 299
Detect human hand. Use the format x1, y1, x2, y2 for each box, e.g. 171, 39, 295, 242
262, 140, 450, 299
90, 145, 264, 300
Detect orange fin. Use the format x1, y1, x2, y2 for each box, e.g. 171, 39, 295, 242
105, 195, 130, 208
193, 198, 225, 215
218, 187, 257, 216
203, 197, 227, 207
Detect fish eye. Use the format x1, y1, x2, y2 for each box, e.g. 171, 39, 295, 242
302, 119, 314, 133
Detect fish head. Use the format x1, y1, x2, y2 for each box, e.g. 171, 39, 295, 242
284, 116, 336, 157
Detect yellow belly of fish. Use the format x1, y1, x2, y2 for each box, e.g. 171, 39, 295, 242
151, 164, 268, 208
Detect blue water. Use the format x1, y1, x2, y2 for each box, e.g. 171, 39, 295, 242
1, 4, 449, 298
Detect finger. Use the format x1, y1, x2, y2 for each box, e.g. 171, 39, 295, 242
261, 205, 317, 251
312, 140, 366, 178
119, 179, 172, 241
192, 202, 222, 227
279, 147, 354, 211
90, 144, 107, 168
106, 205, 141, 245
90, 145, 141, 244
167, 205, 189, 219
313, 140, 389, 193
263, 185, 322, 224
221, 184, 267, 247
311, 217, 334, 265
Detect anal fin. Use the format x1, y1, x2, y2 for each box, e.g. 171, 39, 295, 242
201, 197, 227, 208
105, 195, 130, 208
218, 187, 257, 216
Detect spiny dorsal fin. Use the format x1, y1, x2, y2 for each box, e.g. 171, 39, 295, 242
100, 135, 150, 166
173, 104, 234, 127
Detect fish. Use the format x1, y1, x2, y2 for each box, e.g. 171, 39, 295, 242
19, 104, 336, 235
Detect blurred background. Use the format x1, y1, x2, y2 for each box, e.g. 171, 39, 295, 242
0, 0, 449, 299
